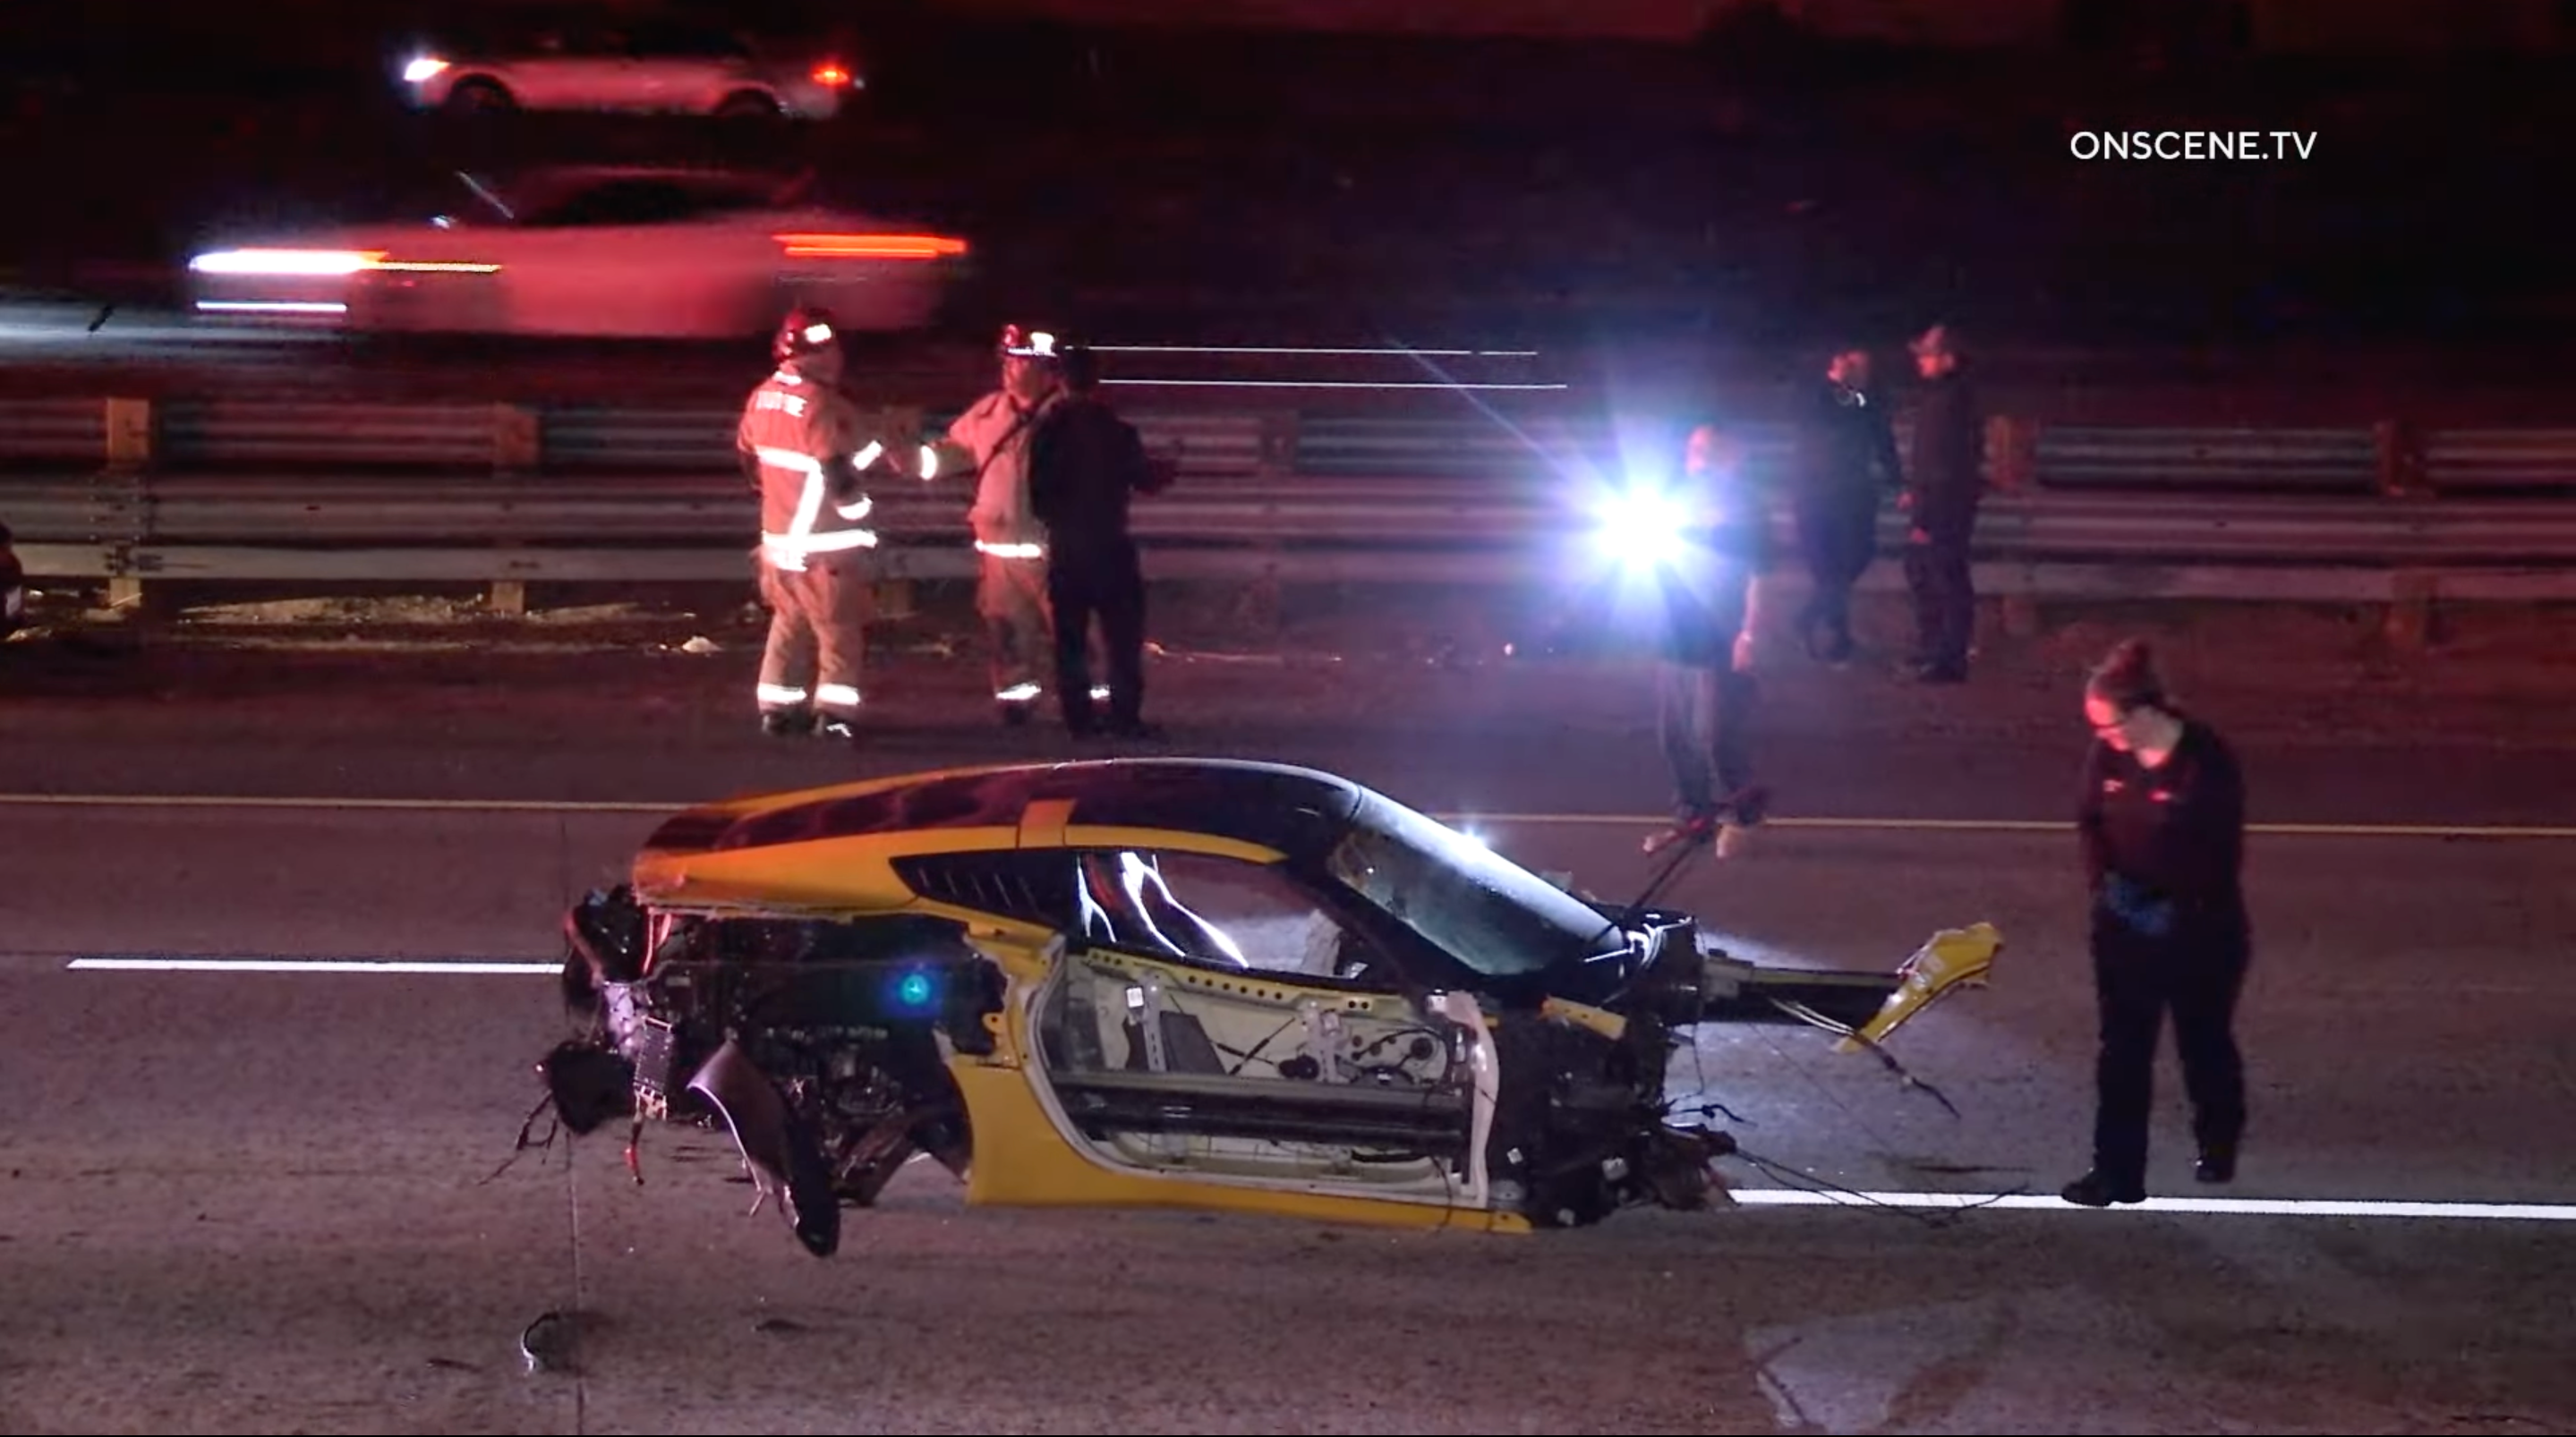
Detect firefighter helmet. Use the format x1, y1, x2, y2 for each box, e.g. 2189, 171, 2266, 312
775, 305, 841, 364
998, 322, 1062, 361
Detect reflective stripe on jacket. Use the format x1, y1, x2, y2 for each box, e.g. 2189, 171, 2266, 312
921, 388, 1059, 552
738, 370, 881, 569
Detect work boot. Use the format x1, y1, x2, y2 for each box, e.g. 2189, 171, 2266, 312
761, 708, 815, 738
817, 716, 860, 742
2195, 1144, 2237, 1185
2060, 1169, 2147, 1208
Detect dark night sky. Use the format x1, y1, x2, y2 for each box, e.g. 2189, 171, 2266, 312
14, 0, 2564, 53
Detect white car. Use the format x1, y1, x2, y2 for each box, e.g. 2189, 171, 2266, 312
0, 520, 23, 640
185, 166, 971, 339
397, 13, 861, 121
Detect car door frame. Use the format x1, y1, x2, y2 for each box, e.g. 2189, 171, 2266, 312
1007, 840, 1504, 1214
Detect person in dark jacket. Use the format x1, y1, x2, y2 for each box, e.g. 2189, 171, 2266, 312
1791, 344, 1903, 665
1646, 421, 1776, 854
1900, 324, 1984, 684
1025, 339, 1173, 739
2062, 638, 2254, 1207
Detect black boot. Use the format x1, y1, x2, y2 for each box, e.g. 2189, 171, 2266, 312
2195, 1144, 2237, 1184
2060, 1169, 2146, 1207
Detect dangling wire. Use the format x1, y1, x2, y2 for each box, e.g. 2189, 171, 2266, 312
1724, 1139, 2023, 1229
1765, 995, 1963, 1119
480, 1091, 564, 1186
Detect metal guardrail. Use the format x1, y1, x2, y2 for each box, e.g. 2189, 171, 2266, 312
8, 473, 2576, 562
1, 395, 2572, 616
2032, 426, 2380, 494
2419, 429, 2576, 497
4, 395, 2576, 496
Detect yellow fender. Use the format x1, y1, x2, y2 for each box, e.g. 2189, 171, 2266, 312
1835, 921, 2002, 1053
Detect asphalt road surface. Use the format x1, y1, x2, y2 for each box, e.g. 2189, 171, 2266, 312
1, 621, 2572, 1434
7, 299, 2576, 427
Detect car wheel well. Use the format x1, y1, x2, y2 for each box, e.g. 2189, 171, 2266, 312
714, 89, 782, 118
443, 75, 515, 111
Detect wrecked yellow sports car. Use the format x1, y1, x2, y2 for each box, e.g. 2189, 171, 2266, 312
526, 758, 2000, 1254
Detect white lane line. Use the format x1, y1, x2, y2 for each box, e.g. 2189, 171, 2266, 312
1100, 378, 1570, 390
1731, 1189, 2576, 1221
1463, 813, 2576, 841
193, 300, 348, 315
51, 962, 2576, 1221
39, 965, 2576, 1221
1088, 344, 1543, 358
0, 794, 674, 813
2, 793, 2570, 838
67, 956, 556, 974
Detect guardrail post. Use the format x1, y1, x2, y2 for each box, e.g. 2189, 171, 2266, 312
1986, 414, 2036, 495
872, 404, 924, 618
2384, 568, 2437, 652
1236, 411, 1300, 638
485, 404, 544, 614
106, 396, 154, 468
99, 397, 154, 614
2374, 420, 2427, 497
493, 404, 542, 475
1987, 415, 2041, 637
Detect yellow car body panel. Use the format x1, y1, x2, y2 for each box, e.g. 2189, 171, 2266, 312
948, 962, 1528, 1236
938, 928, 1517, 1233
945, 1062, 1528, 1234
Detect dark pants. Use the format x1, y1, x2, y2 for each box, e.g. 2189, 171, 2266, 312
2089, 915, 2251, 1186
1049, 539, 1147, 732
1795, 492, 1878, 659
1904, 532, 1975, 671
1655, 660, 1757, 823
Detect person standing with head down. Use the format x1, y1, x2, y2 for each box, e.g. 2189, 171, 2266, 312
2062, 638, 2254, 1207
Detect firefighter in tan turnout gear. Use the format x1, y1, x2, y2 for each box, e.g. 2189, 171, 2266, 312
739, 305, 888, 740
916, 322, 1107, 726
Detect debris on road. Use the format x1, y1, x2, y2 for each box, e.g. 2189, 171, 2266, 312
518, 1308, 581, 1375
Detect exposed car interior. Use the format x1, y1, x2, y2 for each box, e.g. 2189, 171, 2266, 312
1033, 848, 1472, 1189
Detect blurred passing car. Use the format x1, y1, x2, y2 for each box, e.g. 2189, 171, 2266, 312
397, 11, 861, 121
185, 166, 969, 339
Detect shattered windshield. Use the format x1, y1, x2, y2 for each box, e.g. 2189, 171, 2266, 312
1326, 793, 1625, 980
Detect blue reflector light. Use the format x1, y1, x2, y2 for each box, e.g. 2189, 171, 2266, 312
894, 970, 937, 1009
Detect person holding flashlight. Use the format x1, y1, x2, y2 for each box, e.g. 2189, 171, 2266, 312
1642, 421, 1777, 857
